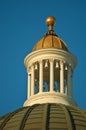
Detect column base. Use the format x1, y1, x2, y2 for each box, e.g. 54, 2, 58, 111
24, 92, 77, 107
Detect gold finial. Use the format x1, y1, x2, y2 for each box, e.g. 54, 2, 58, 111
46, 16, 56, 30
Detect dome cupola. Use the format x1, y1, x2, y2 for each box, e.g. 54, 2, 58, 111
24, 16, 77, 107
32, 16, 68, 51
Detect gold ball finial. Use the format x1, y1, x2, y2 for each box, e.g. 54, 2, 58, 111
46, 16, 56, 26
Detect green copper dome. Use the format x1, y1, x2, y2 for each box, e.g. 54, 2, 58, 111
0, 103, 86, 130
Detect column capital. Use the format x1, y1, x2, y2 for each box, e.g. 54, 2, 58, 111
27, 68, 31, 74
31, 63, 35, 67
39, 59, 43, 63
49, 58, 54, 62
31, 64, 35, 72
60, 60, 64, 65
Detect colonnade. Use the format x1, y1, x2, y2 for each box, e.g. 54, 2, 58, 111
27, 59, 73, 99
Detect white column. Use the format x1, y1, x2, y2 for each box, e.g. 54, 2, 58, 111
39, 60, 43, 92
67, 66, 72, 97
27, 72, 31, 99
50, 59, 54, 92
60, 61, 64, 93
31, 65, 34, 96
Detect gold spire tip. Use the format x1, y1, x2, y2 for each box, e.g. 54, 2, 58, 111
46, 16, 56, 27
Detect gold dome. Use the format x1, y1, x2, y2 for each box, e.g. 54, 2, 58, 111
32, 35, 68, 51
32, 16, 68, 51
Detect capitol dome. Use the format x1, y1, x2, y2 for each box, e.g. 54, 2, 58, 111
0, 103, 86, 130
0, 16, 86, 130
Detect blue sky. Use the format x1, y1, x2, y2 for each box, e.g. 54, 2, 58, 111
0, 0, 86, 116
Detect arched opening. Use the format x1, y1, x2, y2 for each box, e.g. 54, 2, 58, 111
34, 81, 39, 94
43, 81, 48, 92
43, 60, 50, 92
54, 81, 60, 92
54, 60, 60, 92
64, 79, 67, 94
64, 64, 68, 94
34, 62, 39, 94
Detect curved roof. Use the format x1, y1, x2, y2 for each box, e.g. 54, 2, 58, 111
32, 31, 68, 51
32, 16, 68, 52
0, 103, 86, 130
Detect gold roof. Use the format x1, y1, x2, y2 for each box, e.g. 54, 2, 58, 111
32, 16, 68, 51
32, 35, 68, 51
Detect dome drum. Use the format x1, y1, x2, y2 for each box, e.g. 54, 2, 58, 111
24, 48, 76, 69
24, 48, 77, 106
24, 92, 77, 107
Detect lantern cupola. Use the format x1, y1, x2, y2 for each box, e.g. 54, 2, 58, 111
24, 16, 77, 107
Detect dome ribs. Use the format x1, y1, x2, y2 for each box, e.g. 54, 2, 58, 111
51, 35, 54, 48
23, 104, 48, 130
48, 103, 68, 129
59, 104, 74, 130
42, 35, 47, 48
42, 104, 50, 130
67, 106, 86, 129
19, 104, 39, 130
0, 104, 86, 130
77, 108, 86, 119
0, 107, 24, 130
